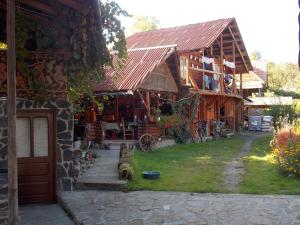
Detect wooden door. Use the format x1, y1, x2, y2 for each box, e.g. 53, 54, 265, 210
16, 110, 55, 204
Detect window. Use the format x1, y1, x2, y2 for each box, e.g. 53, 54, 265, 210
16, 116, 49, 158
16, 118, 31, 158
180, 57, 188, 81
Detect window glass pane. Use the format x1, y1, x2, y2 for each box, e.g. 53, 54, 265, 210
33, 118, 48, 157
180, 57, 189, 80
16, 118, 31, 158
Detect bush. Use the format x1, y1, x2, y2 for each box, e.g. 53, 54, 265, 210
271, 126, 300, 176
264, 105, 299, 131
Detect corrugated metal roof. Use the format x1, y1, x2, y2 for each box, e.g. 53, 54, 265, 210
94, 45, 176, 92
126, 18, 233, 51
252, 61, 268, 84
244, 97, 294, 106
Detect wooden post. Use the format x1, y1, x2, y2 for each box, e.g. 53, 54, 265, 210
116, 97, 119, 122
239, 73, 243, 97
232, 100, 236, 132
232, 42, 236, 95
7, 0, 18, 224
239, 72, 244, 131
172, 94, 176, 102
146, 92, 150, 117
220, 34, 224, 93
217, 96, 220, 120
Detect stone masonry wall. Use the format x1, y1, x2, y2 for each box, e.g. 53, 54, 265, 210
0, 98, 74, 224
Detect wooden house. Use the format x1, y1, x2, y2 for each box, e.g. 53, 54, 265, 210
0, 0, 106, 222
89, 45, 180, 144
236, 61, 268, 97
93, 18, 252, 142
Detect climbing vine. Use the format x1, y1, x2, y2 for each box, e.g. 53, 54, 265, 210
156, 93, 201, 143
56, 1, 129, 112
15, 12, 59, 100
14, 1, 128, 109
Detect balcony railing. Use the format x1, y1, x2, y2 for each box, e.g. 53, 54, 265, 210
188, 66, 238, 96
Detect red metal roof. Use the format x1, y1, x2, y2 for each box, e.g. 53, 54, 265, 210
126, 18, 233, 51
94, 45, 176, 92
253, 66, 268, 84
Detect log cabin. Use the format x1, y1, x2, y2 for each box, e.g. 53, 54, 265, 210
92, 18, 252, 143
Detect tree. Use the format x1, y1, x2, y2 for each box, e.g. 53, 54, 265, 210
250, 50, 262, 61
129, 15, 160, 34
267, 62, 300, 92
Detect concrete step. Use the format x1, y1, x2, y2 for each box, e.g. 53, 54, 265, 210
76, 148, 128, 191
75, 179, 127, 191
109, 145, 121, 150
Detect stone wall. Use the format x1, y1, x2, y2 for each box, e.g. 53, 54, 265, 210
0, 51, 68, 99
0, 98, 74, 224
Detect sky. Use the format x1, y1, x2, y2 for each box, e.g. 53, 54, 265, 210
114, 0, 299, 64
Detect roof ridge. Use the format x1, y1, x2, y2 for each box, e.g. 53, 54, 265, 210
127, 17, 234, 37
128, 44, 177, 51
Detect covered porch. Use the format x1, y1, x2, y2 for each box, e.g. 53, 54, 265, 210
74, 45, 180, 147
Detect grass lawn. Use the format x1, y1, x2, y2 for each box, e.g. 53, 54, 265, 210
128, 137, 244, 193
240, 135, 300, 195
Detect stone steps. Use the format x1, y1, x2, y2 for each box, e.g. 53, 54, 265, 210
76, 148, 128, 191
76, 179, 127, 191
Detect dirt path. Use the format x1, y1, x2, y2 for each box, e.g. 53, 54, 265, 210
221, 132, 269, 192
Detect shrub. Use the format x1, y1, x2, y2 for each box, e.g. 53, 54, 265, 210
265, 105, 299, 131
271, 126, 300, 176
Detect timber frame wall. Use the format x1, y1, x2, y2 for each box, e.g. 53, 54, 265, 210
178, 28, 247, 133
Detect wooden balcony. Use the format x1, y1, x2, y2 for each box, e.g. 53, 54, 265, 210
188, 66, 242, 99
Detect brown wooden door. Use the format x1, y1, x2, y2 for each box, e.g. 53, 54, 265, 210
16, 110, 55, 204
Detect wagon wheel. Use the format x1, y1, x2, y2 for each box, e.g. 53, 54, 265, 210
139, 134, 155, 152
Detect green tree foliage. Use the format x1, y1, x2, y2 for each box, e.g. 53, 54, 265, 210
129, 15, 160, 34
264, 104, 299, 131
267, 62, 300, 93
250, 50, 262, 61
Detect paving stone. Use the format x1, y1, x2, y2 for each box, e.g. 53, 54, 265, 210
60, 191, 300, 225
19, 204, 73, 225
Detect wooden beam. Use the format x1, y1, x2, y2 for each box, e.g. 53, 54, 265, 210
57, 0, 85, 14
7, 0, 18, 224
239, 73, 243, 97
228, 27, 249, 73
146, 91, 150, 117
20, 0, 57, 15
232, 42, 237, 95
188, 74, 199, 91
220, 33, 224, 93
137, 90, 149, 114
190, 67, 223, 76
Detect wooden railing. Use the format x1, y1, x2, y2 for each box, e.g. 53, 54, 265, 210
189, 67, 238, 96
